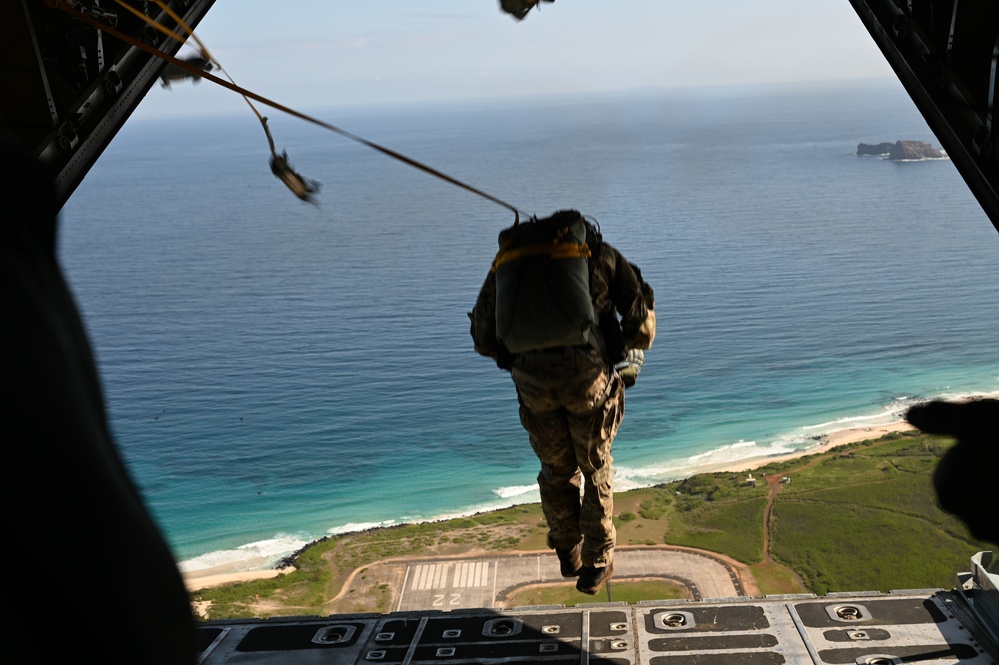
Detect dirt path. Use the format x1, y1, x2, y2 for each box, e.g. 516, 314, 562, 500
762, 475, 780, 564
760, 435, 902, 563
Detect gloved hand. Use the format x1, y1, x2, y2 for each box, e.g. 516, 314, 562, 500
614, 349, 644, 388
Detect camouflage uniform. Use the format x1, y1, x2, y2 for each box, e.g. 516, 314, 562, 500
472, 227, 654, 569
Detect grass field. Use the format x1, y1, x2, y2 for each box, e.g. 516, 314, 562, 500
191, 432, 988, 618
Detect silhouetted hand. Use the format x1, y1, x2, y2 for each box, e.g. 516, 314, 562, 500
499, 0, 554, 20
906, 399, 999, 545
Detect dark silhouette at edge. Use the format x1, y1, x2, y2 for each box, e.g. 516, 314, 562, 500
0, 126, 196, 664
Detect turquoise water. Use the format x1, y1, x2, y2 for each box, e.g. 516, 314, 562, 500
59, 80, 999, 574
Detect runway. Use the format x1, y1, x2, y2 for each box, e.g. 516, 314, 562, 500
391, 547, 745, 611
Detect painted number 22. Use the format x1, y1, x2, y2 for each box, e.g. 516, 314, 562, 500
432, 593, 462, 606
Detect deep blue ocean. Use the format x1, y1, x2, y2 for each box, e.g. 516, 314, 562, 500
59, 79, 999, 576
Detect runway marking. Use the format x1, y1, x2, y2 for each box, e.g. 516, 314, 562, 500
491, 559, 499, 608
411, 563, 452, 591
395, 565, 411, 611
453, 561, 489, 588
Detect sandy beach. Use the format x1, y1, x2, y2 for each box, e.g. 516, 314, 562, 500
713, 421, 916, 474
184, 567, 295, 592
182, 421, 919, 591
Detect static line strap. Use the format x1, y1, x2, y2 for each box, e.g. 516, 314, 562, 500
128, 0, 269, 129
491, 242, 591, 273
119, 0, 287, 167
112, 0, 186, 43
47, 0, 527, 221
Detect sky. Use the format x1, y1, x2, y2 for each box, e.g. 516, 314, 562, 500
136, 0, 898, 119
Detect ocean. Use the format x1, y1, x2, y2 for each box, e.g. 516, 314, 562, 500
59, 79, 999, 576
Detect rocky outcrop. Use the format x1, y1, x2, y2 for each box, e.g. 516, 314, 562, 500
858, 140, 945, 160
857, 142, 894, 156
888, 140, 945, 160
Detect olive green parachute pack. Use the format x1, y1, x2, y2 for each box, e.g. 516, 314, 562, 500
492, 210, 599, 354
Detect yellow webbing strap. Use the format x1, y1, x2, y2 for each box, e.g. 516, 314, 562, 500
491, 241, 590, 273
48, 0, 527, 221
112, 0, 186, 43
118, 0, 269, 129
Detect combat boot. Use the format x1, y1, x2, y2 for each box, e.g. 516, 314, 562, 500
576, 562, 613, 595
555, 544, 582, 577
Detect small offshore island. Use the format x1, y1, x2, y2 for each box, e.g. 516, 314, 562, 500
188, 424, 989, 620
857, 140, 947, 160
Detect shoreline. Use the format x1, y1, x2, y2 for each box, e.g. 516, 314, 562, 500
709, 421, 915, 474
185, 567, 295, 591
182, 420, 917, 591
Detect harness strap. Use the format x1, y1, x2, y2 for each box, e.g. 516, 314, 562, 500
491, 241, 591, 272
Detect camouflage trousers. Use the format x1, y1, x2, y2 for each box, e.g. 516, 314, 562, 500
511, 347, 625, 568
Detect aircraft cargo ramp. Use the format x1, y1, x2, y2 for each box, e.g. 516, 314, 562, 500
195, 552, 998, 664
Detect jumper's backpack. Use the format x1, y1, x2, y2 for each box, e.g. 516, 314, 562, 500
492, 210, 598, 354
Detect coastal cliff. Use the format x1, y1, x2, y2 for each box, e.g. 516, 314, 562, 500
857, 142, 894, 156
857, 140, 946, 160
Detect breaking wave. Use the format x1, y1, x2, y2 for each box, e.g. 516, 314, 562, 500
177, 535, 312, 575
492, 484, 538, 499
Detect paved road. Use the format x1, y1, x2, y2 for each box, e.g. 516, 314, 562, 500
393, 548, 742, 612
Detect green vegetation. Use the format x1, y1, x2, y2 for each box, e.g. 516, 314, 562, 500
749, 560, 805, 595
192, 504, 547, 618
190, 574, 295, 620
192, 432, 987, 618
504, 579, 688, 608
638, 493, 671, 520
667, 494, 767, 563
616, 432, 985, 595
769, 434, 985, 593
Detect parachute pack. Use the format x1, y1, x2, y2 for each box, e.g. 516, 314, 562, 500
492, 210, 598, 354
